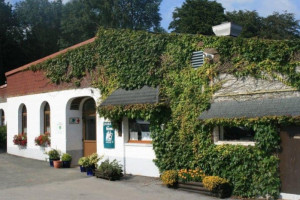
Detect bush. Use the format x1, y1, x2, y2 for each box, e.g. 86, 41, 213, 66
46, 149, 60, 160
0, 126, 6, 148
61, 153, 72, 162
203, 176, 232, 198
97, 159, 123, 180
178, 168, 205, 183
161, 170, 178, 186
78, 157, 89, 166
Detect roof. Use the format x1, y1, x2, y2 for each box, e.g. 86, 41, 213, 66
5, 37, 96, 77
199, 97, 300, 120
100, 86, 159, 106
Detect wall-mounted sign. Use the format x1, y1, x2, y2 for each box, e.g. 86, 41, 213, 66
104, 122, 115, 149
69, 117, 80, 124
57, 122, 63, 134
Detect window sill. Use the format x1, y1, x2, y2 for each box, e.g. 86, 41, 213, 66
215, 141, 255, 146
125, 141, 152, 147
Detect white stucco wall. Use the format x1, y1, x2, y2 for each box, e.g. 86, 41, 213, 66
6, 87, 100, 161
5, 88, 159, 177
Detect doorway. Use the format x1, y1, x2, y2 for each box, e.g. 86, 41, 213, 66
279, 126, 300, 194
82, 98, 96, 157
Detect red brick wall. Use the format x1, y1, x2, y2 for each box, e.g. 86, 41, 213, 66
6, 70, 93, 97
0, 86, 7, 103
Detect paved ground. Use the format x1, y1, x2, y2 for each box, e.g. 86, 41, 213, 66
0, 150, 222, 200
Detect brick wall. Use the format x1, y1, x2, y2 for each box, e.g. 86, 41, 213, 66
6, 69, 93, 97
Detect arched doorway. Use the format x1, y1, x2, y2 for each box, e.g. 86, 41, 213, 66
82, 98, 96, 157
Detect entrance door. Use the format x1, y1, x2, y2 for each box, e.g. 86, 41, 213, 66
83, 98, 96, 157
279, 126, 300, 194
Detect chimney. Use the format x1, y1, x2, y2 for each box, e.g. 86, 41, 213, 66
212, 22, 242, 37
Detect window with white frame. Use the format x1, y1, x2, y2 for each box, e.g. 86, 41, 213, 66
128, 119, 151, 143
213, 126, 255, 146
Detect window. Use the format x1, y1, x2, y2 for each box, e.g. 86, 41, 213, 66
213, 126, 255, 146
129, 119, 151, 143
44, 103, 50, 133
22, 105, 27, 134
0, 109, 4, 126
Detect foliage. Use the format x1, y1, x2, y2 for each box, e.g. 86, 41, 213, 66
46, 149, 60, 160
34, 132, 50, 146
178, 168, 205, 183
97, 159, 123, 180
0, 126, 6, 148
169, 0, 226, 34
61, 153, 72, 162
28, 28, 300, 198
60, 0, 162, 48
161, 170, 178, 186
13, 134, 27, 146
203, 176, 232, 198
87, 153, 103, 168
78, 157, 89, 166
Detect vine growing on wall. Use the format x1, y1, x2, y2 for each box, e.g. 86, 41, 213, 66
29, 28, 300, 198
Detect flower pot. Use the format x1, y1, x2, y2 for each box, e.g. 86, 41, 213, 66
49, 159, 59, 167
80, 166, 86, 172
62, 161, 71, 168
86, 167, 94, 176
53, 160, 62, 168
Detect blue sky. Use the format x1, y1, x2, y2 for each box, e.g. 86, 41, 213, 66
6, 0, 300, 31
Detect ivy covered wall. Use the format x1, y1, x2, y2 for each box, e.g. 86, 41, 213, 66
30, 28, 300, 198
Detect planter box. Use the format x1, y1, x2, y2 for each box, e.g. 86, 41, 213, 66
176, 181, 214, 197
94, 170, 121, 181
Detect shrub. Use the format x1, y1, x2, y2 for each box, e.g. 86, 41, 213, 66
46, 149, 60, 160
61, 153, 72, 162
161, 170, 178, 186
97, 159, 123, 180
203, 176, 232, 198
88, 153, 103, 168
178, 168, 205, 183
13, 134, 27, 146
78, 157, 89, 166
34, 132, 50, 146
0, 126, 6, 148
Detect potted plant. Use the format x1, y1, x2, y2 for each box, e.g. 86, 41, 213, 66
34, 132, 50, 147
61, 153, 72, 168
78, 157, 88, 172
53, 160, 62, 168
46, 149, 60, 167
85, 153, 103, 176
95, 159, 123, 181
13, 133, 27, 147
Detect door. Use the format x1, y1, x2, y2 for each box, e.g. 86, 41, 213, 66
83, 98, 96, 157
279, 126, 300, 194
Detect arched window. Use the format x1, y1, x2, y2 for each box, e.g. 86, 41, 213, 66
22, 105, 27, 134
44, 103, 50, 133
0, 110, 4, 126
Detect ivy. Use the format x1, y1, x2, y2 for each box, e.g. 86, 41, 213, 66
28, 28, 300, 198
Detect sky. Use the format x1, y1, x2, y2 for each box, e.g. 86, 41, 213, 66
6, 0, 300, 31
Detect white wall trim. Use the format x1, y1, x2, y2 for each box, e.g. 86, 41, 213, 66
280, 192, 300, 200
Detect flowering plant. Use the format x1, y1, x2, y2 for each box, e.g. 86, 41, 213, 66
178, 168, 205, 182
13, 133, 27, 146
161, 170, 178, 186
34, 132, 50, 146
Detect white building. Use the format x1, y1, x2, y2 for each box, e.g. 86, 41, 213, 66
0, 38, 159, 177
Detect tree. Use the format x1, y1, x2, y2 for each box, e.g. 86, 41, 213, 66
60, 0, 162, 48
15, 0, 62, 61
226, 10, 262, 38
260, 12, 300, 40
169, 0, 226, 35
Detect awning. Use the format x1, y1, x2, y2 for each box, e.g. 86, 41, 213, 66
100, 86, 159, 106
199, 97, 300, 120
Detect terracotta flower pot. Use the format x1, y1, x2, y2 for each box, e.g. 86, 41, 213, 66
53, 160, 62, 168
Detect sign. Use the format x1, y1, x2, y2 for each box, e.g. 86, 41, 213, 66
69, 117, 80, 124
103, 122, 115, 149
57, 122, 63, 134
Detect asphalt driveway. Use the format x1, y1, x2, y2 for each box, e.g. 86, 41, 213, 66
0, 150, 221, 200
